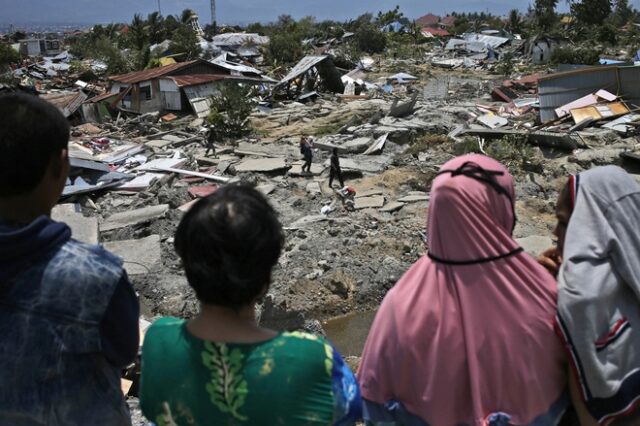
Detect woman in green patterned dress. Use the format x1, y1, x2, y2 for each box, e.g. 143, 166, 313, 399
140, 184, 361, 426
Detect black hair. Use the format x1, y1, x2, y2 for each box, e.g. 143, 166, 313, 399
174, 183, 285, 310
0, 92, 70, 197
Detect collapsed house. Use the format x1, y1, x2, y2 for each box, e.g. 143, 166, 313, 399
209, 33, 269, 62
107, 58, 275, 117
538, 65, 640, 123
273, 55, 345, 99
19, 38, 64, 57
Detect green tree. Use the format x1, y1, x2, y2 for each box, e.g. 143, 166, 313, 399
207, 84, 256, 140
0, 44, 20, 71
376, 5, 404, 27
169, 24, 202, 59
355, 24, 387, 53
534, 0, 558, 31
180, 8, 197, 24
507, 9, 524, 34
163, 15, 181, 35
610, 0, 635, 26
266, 32, 303, 65
128, 13, 148, 50
570, 0, 613, 26
147, 11, 165, 45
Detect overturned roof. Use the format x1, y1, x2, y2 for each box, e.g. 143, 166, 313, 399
165, 74, 274, 87
538, 65, 640, 122
41, 91, 87, 117
211, 33, 269, 47
110, 61, 198, 84
277, 56, 329, 86
462, 33, 510, 49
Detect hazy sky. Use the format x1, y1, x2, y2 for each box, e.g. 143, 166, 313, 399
5, 0, 633, 26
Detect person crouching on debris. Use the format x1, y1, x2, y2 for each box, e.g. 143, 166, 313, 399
300, 135, 313, 173
540, 167, 640, 425
0, 93, 139, 425
140, 184, 362, 425
329, 148, 345, 189
358, 155, 568, 426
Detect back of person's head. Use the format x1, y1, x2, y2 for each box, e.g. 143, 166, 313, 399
175, 184, 284, 310
0, 92, 69, 197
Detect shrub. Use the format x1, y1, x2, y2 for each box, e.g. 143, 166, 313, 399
550, 46, 601, 65
207, 84, 256, 140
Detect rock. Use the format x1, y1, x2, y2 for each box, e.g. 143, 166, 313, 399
355, 189, 383, 198
355, 196, 385, 210
569, 148, 625, 168
51, 204, 99, 244
306, 181, 322, 194
287, 215, 328, 229
104, 235, 162, 275
256, 184, 276, 195
397, 194, 430, 203
516, 235, 553, 256
342, 137, 373, 154
258, 295, 306, 331
101, 204, 169, 232
235, 158, 289, 173
380, 202, 405, 213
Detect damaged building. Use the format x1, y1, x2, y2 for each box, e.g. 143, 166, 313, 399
108, 58, 274, 117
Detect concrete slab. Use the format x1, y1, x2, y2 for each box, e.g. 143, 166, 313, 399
286, 215, 328, 229
288, 163, 325, 176
477, 114, 508, 129
339, 157, 389, 173
355, 189, 383, 198
398, 193, 430, 203
343, 137, 373, 153
306, 181, 322, 194
235, 158, 289, 173
161, 134, 184, 142
101, 204, 169, 232
145, 139, 175, 149
355, 195, 385, 210
104, 235, 162, 275
380, 202, 405, 213
51, 204, 99, 244
257, 184, 276, 195
516, 235, 553, 256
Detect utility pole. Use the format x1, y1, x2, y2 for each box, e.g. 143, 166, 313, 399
210, 0, 217, 30
157, 0, 162, 15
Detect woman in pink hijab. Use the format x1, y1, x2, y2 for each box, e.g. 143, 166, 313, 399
357, 154, 568, 425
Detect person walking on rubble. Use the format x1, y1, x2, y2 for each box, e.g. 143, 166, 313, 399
140, 184, 362, 425
204, 125, 216, 157
300, 136, 313, 173
329, 147, 345, 189
0, 93, 139, 425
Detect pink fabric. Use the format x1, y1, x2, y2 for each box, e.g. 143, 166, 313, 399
357, 154, 566, 425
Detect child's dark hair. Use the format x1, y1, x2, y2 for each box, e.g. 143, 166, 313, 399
0, 93, 70, 197
175, 184, 284, 310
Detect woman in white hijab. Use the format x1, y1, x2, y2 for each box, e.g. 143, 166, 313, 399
555, 166, 640, 425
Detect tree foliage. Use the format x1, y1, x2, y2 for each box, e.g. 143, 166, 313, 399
355, 24, 387, 53
206, 84, 256, 140
0, 44, 20, 72
534, 0, 558, 31
570, 0, 613, 26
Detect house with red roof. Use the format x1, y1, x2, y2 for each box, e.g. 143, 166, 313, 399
416, 13, 441, 28
107, 58, 274, 116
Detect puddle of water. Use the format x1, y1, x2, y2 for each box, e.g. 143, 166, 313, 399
323, 310, 377, 357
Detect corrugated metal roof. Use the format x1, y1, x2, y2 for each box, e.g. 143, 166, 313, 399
168, 74, 226, 87
211, 55, 263, 75
211, 33, 269, 47
538, 66, 620, 122
41, 91, 88, 117
84, 91, 119, 104
109, 60, 199, 84
462, 33, 510, 48
277, 56, 328, 86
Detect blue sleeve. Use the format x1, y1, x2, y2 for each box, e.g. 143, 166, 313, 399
100, 272, 140, 367
330, 344, 362, 426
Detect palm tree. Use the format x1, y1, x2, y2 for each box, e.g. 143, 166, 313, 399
130, 13, 148, 50
147, 11, 165, 45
